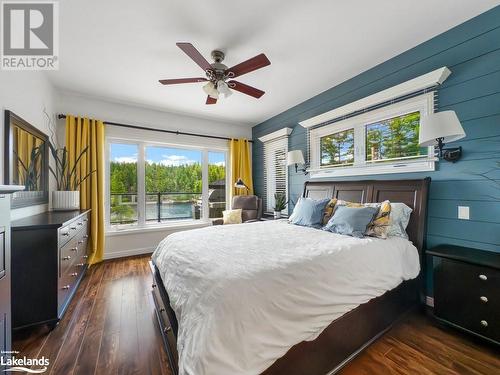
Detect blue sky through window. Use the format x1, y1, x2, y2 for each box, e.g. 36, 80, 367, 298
111, 143, 225, 166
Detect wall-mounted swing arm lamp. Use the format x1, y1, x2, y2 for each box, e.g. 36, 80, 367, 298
287, 150, 308, 175
419, 110, 466, 163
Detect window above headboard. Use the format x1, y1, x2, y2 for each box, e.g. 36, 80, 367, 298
299, 67, 452, 179
307, 93, 436, 178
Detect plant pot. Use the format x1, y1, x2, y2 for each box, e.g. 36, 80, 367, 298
52, 191, 80, 211
274, 211, 282, 219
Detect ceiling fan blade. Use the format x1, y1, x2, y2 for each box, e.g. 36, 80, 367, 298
176, 42, 213, 72
159, 78, 207, 85
226, 53, 270, 78
228, 81, 265, 98
206, 96, 217, 105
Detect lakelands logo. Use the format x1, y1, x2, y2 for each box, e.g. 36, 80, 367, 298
1, 353, 49, 373
1, 1, 59, 70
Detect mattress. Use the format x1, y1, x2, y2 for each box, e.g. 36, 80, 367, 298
152, 220, 420, 375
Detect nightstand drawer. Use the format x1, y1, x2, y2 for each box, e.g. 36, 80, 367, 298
434, 257, 500, 344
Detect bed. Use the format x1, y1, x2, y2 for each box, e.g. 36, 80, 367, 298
149, 178, 430, 375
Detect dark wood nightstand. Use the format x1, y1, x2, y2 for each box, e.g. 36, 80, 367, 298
427, 245, 500, 345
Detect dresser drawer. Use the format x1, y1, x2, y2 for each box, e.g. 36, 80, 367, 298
58, 214, 89, 246
60, 222, 88, 272
434, 258, 500, 343
58, 261, 85, 315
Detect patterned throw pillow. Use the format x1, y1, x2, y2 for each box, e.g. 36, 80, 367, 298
322, 198, 338, 225
222, 209, 243, 224
335, 200, 392, 239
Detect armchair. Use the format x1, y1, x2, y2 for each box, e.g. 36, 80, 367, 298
212, 195, 263, 225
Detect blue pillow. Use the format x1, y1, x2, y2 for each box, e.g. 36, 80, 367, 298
322, 205, 378, 238
289, 197, 330, 227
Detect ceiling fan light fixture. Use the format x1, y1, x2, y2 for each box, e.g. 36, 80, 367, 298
217, 80, 232, 98
203, 81, 219, 99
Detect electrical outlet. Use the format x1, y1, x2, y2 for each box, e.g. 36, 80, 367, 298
458, 206, 470, 220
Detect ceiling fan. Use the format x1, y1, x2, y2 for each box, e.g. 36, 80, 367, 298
159, 42, 271, 105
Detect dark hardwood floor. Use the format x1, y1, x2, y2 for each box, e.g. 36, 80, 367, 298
13, 255, 500, 375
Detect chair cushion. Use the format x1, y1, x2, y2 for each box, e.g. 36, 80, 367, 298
232, 195, 259, 210
242, 210, 258, 222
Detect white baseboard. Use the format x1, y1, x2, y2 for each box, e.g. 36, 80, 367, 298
425, 296, 434, 308
103, 246, 154, 260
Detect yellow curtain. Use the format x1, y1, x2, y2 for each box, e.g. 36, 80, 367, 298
229, 138, 253, 198
65, 115, 105, 265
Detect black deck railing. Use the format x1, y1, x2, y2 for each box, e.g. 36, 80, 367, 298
110, 192, 201, 224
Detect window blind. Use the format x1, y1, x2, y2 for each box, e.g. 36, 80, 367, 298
263, 136, 288, 213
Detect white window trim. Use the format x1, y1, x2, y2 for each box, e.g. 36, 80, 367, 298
308, 93, 436, 179
299, 66, 450, 129
105, 136, 229, 233
260, 129, 291, 214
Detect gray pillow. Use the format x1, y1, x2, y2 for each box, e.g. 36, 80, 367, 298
387, 203, 413, 239
289, 197, 330, 227
322, 205, 378, 238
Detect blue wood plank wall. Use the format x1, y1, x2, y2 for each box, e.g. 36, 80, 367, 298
252, 6, 500, 296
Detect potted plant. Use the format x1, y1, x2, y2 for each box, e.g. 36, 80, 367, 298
48, 144, 94, 211
273, 192, 288, 219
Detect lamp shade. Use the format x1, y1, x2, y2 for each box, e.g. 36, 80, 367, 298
419, 111, 465, 147
217, 80, 232, 98
287, 150, 305, 166
203, 81, 219, 99
234, 178, 248, 189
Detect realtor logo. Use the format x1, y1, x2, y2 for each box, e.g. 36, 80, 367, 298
1, 1, 59, 70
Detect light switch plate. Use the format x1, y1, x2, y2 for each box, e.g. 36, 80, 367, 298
458, 206, 470, 220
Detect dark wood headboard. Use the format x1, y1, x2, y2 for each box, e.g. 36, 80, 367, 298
303, 178, 431, 254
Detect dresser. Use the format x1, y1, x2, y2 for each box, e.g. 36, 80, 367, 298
0, 185, 24, 369
11, 210, 90, 330
428, 245, 500, 345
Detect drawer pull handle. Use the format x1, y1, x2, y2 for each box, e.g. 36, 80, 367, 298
479, 274, 487, 281
480, 320, 488, 327
163, 326, 172, 333
152, 284, 157, 288
480, 296, 488, 303
70, 272, 78, 277
62, 285, 70, 290
62, 256, 71, 261
83, 218, 88, 222
76, 263, 84, 267
77, 222, 83, 226
78, 240, 84, 244
70, 226, 77, 230
71, 247, 78, 252
62, 232, 69, 236
83, 235, 89, 239
82, 255, 88, 259
159, 308, 165, 313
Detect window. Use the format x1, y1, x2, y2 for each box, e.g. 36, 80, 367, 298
260, 129, 291, 213
208, 151, 226, 218
309, 94, 435, 178
107, 140, 227, 230
320, 128, 354, 167
365, 111, 426, 163
109, 143, 138, 225
145, 146, 202, 222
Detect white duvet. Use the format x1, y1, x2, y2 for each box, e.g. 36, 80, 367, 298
152, 220, 420, 375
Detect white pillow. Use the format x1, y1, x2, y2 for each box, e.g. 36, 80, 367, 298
222, 209, 242, 225
387, 203, 413, 239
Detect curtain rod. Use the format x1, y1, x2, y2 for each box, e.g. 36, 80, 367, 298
56, 114, 253, 143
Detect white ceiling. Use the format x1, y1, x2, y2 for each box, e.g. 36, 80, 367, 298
47, 0, 499, 126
